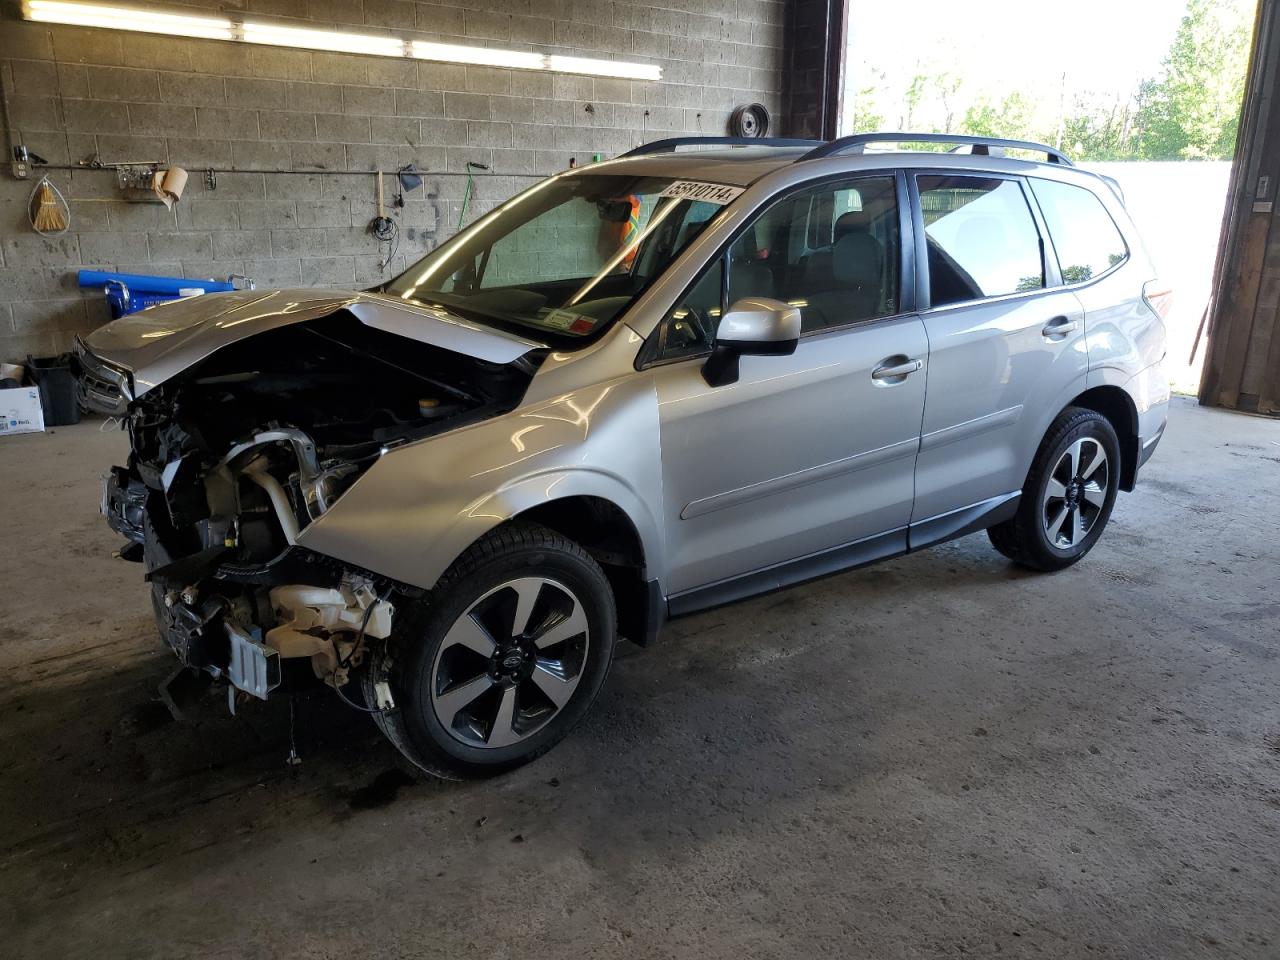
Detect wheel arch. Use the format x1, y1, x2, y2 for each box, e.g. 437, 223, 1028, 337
1067, 385, 1139, 491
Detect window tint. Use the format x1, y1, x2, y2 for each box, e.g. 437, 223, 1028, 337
652, 176, 900, 361
1030, 178, 1127, 284
918, 175, 1044, 307
729, 176, 900, 333
654, 261, 722, 361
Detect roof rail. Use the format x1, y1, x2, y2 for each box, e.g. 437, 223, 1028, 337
798, 133, 1073, 166
621, 136, 821, 158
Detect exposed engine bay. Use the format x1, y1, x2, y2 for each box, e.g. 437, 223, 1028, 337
90, 310, 540, 708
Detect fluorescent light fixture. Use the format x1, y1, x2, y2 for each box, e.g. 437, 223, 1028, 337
25, 0, 233, 39
21, 1, 662, 81
411, 40, 544, 71
547, 55, 661, 81
243, 22, 404, 57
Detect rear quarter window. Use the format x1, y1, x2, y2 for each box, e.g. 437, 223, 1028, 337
1030, 178, 1128, 284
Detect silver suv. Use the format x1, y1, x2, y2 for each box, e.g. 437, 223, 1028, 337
80, 133, 1170, 777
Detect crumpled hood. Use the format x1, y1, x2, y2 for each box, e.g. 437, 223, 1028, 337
84, 288, 546, 396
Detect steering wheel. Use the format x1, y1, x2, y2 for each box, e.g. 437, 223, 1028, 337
668, 304, 714, 351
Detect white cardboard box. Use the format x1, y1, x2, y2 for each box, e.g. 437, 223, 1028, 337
0, 386, 45, 436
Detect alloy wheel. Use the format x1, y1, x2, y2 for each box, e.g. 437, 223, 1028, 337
1042, 437, 1110, 549
430, 577, 590, 749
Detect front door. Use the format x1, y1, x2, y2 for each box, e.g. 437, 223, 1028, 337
644, 174, 929, 603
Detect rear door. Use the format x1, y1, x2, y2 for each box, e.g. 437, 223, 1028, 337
908, 172, 1088, 539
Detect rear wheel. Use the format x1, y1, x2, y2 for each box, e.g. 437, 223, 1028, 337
988, 407, 1120, 571
386, 523, 616, 778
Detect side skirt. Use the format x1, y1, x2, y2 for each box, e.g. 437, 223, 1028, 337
663, 492, 1021, 621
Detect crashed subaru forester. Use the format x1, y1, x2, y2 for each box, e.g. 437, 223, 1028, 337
79, 135, 1169, 778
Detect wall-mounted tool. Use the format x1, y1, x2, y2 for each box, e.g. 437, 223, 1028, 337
28, 175, 70, 235
457, 160, 489, 230
369, 169, 399, 272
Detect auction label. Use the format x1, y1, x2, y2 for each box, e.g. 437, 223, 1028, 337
658, 181, 744, 205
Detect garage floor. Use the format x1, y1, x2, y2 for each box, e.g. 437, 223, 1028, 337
1, 395, 1277, 958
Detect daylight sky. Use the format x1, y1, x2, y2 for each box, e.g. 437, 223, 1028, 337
841, 0, 1246, 131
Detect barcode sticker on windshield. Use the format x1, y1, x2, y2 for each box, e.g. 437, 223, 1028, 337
659, 181, 744, 205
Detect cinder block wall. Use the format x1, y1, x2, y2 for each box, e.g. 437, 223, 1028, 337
0, 0, 786, 361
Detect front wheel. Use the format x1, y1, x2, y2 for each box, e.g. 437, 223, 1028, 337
387, 523, 616, 778
988, 407, 1121, 571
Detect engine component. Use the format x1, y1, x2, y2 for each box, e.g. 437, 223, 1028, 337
265, 577, 394, 687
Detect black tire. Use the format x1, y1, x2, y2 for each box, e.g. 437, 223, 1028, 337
388, 522, 616, 778
988, 406, 1121, 571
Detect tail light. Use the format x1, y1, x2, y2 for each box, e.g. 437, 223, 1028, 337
1143, 279, 1174, 321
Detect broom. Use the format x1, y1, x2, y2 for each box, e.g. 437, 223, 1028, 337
30, 176, 69, 235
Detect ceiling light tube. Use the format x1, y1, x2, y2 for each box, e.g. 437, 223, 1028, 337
547, 55, 661, 81
242, 22, 405, 57
25, 0, 233, 39
410, 41, 544, 70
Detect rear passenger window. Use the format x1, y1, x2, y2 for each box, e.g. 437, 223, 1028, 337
918, 175, 1045, 307
1029, 178, 1128, 284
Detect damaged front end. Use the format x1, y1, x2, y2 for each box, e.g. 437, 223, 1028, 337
85, 305, 541, 710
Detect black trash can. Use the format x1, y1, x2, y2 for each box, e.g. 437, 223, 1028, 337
26, 354, 81, 426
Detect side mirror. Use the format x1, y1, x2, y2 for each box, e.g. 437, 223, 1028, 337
702, 297, 801, 387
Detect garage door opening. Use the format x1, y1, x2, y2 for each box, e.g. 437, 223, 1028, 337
840, 0, 1256, 395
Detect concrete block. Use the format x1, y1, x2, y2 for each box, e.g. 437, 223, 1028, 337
181, 261, 248, 281
147, 232, 214, 261
56, 64, 90, 99
415, 3, 467, 36
261, 172, 328, 201
316, 112, 372, 143
342, 85, 397, 117
94, 134, 169, 163
463, 10, 512, 41
237, 200, 298, 229
0, 22, 55, 61
250, 47, 313, 82
444, 92, 490, 119
465, 120, 514, 149
7, 96, 61, 134
168, 138, 235, 169
363, 0, 417, 27
509, 15, 554, 45
10, 60, 57, 92
270, 228, 332, 258
311, 53, 368, 85
295, 199, 351, 227
367, 58, 419, 90
213, 230, 274, 259
248, 0, 309, 16
85, 66, 159, 102
188, 40, 256, 78
244, 257, 303, 287
196, 107, 260, 140
52, 26, 124, 65
80, 231, 149, 266
129, 103, 197, 138
415, 62, 467, 92
395, 89, 446, 118
187, 200, 242, 230
291, 142, 347, 171
259, 110, 319, 142
301, 255, 356, 286
158, 73, 227, 107
288, 82, 344, 114
123, 36, 192, 71
371, 116, 423, 145
310, 0, 368, 23
226, 78, 288, 110
232, 140, 294, 171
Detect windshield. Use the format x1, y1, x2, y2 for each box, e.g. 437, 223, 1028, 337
384, 173, 737, 340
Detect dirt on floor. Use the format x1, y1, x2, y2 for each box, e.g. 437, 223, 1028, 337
0, 396, 1277, 959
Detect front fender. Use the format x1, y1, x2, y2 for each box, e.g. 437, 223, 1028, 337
297, 370, 665, 591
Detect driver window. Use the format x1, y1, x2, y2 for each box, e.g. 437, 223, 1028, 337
653, 260, 722, 361
651, 175, 900, 361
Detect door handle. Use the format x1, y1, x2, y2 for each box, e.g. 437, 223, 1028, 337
871, 357, 923, 382
1042, 316, 1079, 340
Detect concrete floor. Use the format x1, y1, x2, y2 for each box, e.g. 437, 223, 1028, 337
1, 395, 1277, 959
